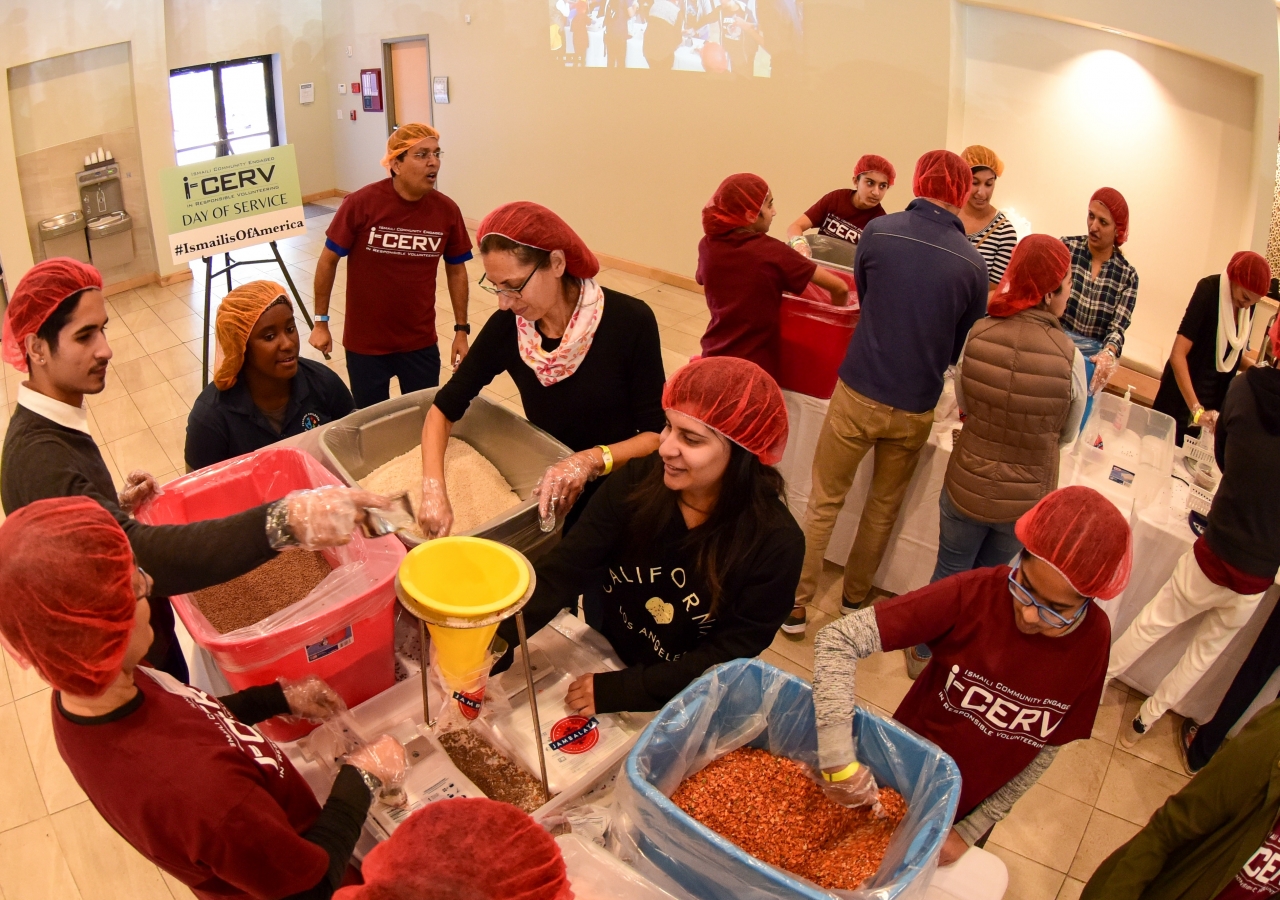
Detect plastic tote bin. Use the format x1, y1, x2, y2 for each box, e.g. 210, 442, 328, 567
616, 659, 961, 900
136, 446, 406, 741
1072, 391, 1175, 517
321, 389, 571, 558
778, 266, 860, 400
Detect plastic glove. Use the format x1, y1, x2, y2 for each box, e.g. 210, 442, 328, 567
417, 476, 453, 539
118, 470, 161, 514
346, 734, 408, 804
816, 760, 881, 810
534, 452, 602, 521
279, 675, 347, 721
1089, 347, 1118, 396
284, 487, 388, 550
790, 238, 812, 258
1200, 409, 1220, 433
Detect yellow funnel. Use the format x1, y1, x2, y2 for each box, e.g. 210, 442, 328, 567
396, 537, 531, 692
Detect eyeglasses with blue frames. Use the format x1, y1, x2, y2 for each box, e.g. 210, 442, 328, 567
1007, 553, 1091, 629
477, 257, 544, 300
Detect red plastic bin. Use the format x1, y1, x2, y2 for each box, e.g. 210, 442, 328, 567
136, 446, 406, 741
778, 267, 860, 399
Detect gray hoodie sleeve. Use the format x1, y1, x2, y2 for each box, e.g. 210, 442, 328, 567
812, 608, 882, 770
952, 744, 1060, 844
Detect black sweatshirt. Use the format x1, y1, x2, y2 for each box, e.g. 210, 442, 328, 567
432, 288, 667, 452
496, 455, 805, 713
1208, 366, 1280, 578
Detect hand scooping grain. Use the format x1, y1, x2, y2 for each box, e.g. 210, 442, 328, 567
359, 439, 521, 539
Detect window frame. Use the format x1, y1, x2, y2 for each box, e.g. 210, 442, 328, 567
169, 54, 279, 160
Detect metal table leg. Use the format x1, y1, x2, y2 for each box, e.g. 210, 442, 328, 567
516, 609, 551, 800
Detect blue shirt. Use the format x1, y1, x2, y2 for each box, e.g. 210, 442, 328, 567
838, 199, 988, 413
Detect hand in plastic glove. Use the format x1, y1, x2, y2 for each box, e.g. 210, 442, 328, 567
566, 673, 597, 717
279, 675, 347, 721
417, 476, 453, 540
534, 452, 602, 521
285, 487, 388, 550
938, 827, 970, 867
1200, 409, 1220, 433
118, 470, 161, 514
790, 238, 812, 258
817, 759, 880, 810
346, 734, 408, 800
1089, 347, 1119, 396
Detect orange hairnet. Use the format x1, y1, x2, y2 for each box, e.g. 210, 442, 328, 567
961, 145, 1004, 178
381, 123, 440, 171
213, 281, 290, 390
987, 235, 1072, 318
1015, 486, 1132, 599
663, 356, 788, 465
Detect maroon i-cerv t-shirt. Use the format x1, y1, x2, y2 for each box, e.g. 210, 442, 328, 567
52, 666, 328, 900
1215, 814, 1280, 898
325, 178, 473, 356
696, 230, 817, 379
803, 189, 885, 246
875, 566, 1110, 819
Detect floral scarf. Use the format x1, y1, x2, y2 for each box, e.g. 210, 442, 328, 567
515, 278, 605, 386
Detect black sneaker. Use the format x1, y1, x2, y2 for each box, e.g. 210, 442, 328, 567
841, 595, 865, 616
1177, 719, 1203, 776
780, 607, 806, 638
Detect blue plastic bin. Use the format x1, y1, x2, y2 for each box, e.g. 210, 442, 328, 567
615, 659, 961, 900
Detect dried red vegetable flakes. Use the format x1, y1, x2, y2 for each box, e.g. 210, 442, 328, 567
670, 747, 907, 891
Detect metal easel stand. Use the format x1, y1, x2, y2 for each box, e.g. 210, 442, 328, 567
199, 240, 326, 387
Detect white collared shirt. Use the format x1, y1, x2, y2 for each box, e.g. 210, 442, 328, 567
16, 384, 90, 435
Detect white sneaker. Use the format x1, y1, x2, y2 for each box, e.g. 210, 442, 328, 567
1119, 715, 1148, 749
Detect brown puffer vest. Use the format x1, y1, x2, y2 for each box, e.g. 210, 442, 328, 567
946, 307, 1074, 524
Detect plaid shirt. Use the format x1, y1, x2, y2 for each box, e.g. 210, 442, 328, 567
1059, 234, 1139, 355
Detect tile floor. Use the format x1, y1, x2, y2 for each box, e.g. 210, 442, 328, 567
0, 197, 1188, 900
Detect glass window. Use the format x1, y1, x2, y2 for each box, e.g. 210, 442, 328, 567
169, 56, 278, 160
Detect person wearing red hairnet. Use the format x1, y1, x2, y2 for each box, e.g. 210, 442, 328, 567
492, 356, 804, 714
697, 173, 849, 380
1109, 312, 1280, 756
785, 154, 895, 256
1152, 251, 1272, 443
1060, 187, 1139, 398
1, 259, 387, 685
814, 486, 1130, 866
903, 235, 1087, 678
789, 150, 987, 635
423, 201, 666, 537
0, 496, 407, 900
310, 123, 473, 409
957, 145, 1018, 293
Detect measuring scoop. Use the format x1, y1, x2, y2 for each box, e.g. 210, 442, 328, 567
360, 492, 418, 538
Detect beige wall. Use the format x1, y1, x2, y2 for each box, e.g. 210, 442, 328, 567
7, 42, 135, 157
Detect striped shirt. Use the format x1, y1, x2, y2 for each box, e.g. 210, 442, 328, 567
1059, 235, 1139, 355
967, 212, 1018, 284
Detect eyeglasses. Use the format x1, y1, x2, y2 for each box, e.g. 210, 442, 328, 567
134, 566, 152, 602
412, 149, 444, 160
1007, 554, 1090, 629
478, 258, 543, 300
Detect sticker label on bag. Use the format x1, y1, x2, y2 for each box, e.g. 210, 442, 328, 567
1109, 465, 1135, 486
548, 715, 600, 754
306, 626, 353, 662
452, 689, 485, 721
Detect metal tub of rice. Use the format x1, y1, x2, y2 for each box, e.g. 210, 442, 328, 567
321, 389, 571, 558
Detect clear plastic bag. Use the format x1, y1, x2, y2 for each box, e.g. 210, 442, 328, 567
427, 638, 512, 734
613, 658, 961, 900
555, 833, 685, 900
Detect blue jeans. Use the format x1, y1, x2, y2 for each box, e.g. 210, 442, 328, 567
1067, 331, 1105, 434
914, 491, 1023, 661
345, 344, 441, 409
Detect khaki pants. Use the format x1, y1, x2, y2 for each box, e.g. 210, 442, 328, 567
796, 380, 934, 608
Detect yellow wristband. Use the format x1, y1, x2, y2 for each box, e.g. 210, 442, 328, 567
822, 760, 862, 783
1191, 406, 1204, 425
597, 445, 614, 476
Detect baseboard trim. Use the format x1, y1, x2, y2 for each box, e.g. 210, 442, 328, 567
303, 189, 347, 203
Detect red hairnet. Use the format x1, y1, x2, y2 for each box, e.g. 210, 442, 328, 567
987, 235, 1072, 318
0, 497, 136, 696
663, 356, 788, 465
1227, 251, 1271, 298
1090, 188, 1130, 246
2, 257, 103, 373
854, 154, 896, 186
478, 201, 600, 280
1270, 312, 1280, 360
333, 799, 571, 900
1015, 486, 1132, 600
702, 173, 769, 236
912, 150, 971, 209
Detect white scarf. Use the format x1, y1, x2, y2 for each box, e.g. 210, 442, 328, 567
1216, 272, 1253, 373
515, 278, 605, 387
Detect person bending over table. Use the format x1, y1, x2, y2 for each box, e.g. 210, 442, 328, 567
1153, 251, 1270, 444
309, 124, 473, 408
1, 259, 385, 684
494, 357, 804, 714
785, 154, 895, 255
1108, 316, 1280, 752
0, 497, 407, 900
1060, 187, 1139, 399
698, 173, 849, 380
185, 281, 354, 472
958, 145, 1018, 294
813, 487, 1131, 864
420, 201, 665, 537
905, 235, 1087, 679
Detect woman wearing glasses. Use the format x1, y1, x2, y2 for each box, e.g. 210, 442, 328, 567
811, 486, 1131, 867
420, 201, 666, 536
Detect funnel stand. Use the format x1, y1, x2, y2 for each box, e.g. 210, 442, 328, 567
418, 618, 434, 728
516, 609, 551, 800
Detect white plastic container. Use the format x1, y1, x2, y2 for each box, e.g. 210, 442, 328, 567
1073, 390, 1175, 516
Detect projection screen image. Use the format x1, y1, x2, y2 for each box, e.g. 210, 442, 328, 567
550, 0, 803, 75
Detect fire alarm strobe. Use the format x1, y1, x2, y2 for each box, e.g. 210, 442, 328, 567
360, 68, 384, 112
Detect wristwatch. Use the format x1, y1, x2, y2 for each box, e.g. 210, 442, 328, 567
454, 323, 471, 334
314, 315, 330, 323
265, 499, 299, 550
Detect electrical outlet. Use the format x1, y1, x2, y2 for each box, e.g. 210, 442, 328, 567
346, 45, 353, 57
338, 83, 346, 94
336, 109, 343, 119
